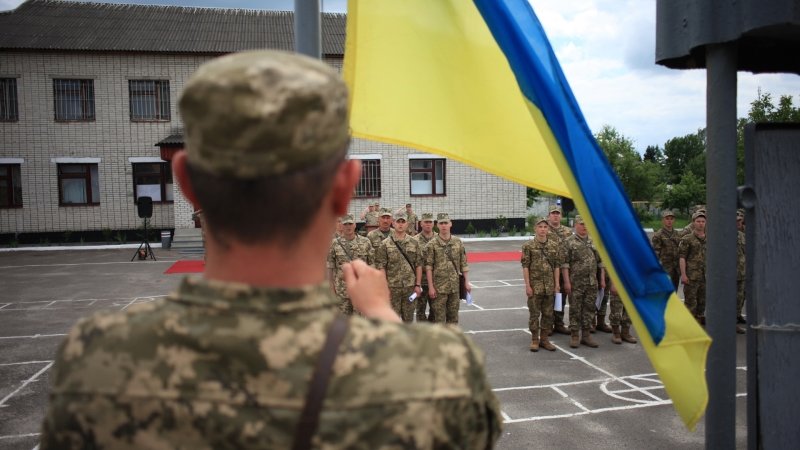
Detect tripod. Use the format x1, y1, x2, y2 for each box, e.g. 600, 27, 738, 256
131, 217, 157, 261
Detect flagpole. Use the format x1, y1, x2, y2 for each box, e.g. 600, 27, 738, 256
294, 0, 321, 58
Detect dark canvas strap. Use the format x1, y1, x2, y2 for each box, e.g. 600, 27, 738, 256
391, 236, 417, 273
336, 238, 354, 262
292, 314, 350, 450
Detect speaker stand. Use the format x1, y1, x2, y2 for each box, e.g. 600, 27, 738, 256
131, 219, 157, 261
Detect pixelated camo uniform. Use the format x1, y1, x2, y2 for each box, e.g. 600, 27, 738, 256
651, 227, 681, 286
609, 291, 632, 327
547, 224, 572, 325
678, 232, 706, 318
562, 234, 603, 330
364, 210, 379, 227
406, 212, 418, 235
327, 235, 374, 314
40, 278, 502, 449
737, 230, 746, 317
367, 228, 393, 250
425, 235, 469, 325
414, 232, 436, 321
520, 237, 561, 336
374, 235, 423, 322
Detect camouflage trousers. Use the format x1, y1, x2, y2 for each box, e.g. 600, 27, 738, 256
336, 295, 355, 316
609, 292, 631, 326
568, 284, 597, 331
597, 287, 610, 318
390, 286, 417, 323
431, 291, 460, 325
737, 279, 745, 318
554, 273, 568, 327
527, 293, 554, 336
415, 287, 435, 322
683, 279, 706, 319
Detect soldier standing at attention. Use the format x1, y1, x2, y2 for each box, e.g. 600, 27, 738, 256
328, 214, 374, 315
651, 209, 681, 288
426, 213, 471, 325
736, 210, 746, 333
521, 217, 561, 352
562, 215, 605, 348
607, 278, 638, 344
405, 203, 419, 235
375, 212, 423, 322
679, 211, 708, 324
414, 212, 437, 322
546, 205, 572, 335
362, 201, 380, 234
367, 208, 393, 249
40, 50, 501, 449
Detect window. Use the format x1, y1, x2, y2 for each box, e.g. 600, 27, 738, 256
354, 159, 381, 198
54, 79, 95, 121
133, 162, 173, 202
129, 80, 170, 121
410, 158, 445, 196
0, 164, 22, 208
0, 78, 18, 122
58, 164, 99, 205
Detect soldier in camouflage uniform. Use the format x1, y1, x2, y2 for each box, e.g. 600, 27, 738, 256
405, 203, 419, 236
367, 208, 393, 249
425, 213, 471, 325
521, 217, 561, 352
546, 205, 573, 335
40, 50, 501, 449
679, 211, 707, 324
562, 215, 605, 348
328, 214, 374, 315
679, 205, 707, 238
414, 212, 437, 322
361, 201, 380, 234
736, 210, 746, 333
607, 278, 638, 344
375, 212, 423, 323
651, 209, 681, 288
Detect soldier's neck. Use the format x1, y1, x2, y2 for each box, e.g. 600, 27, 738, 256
421, 231, 434, 238
394, 231, 407, 240
439, 232, 451, 241
535, 235, 547, 243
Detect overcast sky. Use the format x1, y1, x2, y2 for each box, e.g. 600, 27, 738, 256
3, 0, 798, 152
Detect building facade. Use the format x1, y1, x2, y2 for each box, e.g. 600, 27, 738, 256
0, 0, 526, 244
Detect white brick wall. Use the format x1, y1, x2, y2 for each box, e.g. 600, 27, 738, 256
1, 51, 526, 235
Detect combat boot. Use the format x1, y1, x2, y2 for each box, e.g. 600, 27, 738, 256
581, 328, 599, 348
554, 323, 571, 335
611, 325, 622, 344
596, 314, 612, 333
590, 315, 596, 333
569, 330, 580, 348
621, 325, 638, 344
530, 337, 540, 352
540, 332, 556, 352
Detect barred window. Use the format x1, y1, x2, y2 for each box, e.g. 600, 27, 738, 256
58, 164, 99, 205
0, 164, 23, 208
54, 79, 95, 121
410, 158, 446, 196
0, 78, 18, 122
130, 80, 170, 121
133, 162, 173, 202
354, 159, 381, 198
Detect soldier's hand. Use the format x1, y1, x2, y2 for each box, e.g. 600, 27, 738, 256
343, 260, 401, 323
429, 286, 437, 299
525, 285, 533, 297
610, 284, 618, 295
563, 281, 572, 295
681, 274, 689, 285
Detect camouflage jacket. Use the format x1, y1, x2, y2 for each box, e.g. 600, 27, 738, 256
414, 232, 436, 287
327, 235, 374, 297
364, 210, 379, 226
547, 224, 573, 243
375, 234, 423, 288
41, 277, 502, 449
679, 232, 706, 281
425, 235, 469, 294
406, 212, 418, 235
651, 227, 681, 273
367, 228, 393, 250
562, 234, 603, 289
737, 230, 745, 280
520, 237, 561, 296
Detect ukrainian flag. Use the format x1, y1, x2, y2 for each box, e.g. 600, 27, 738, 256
343, 0, 710, 429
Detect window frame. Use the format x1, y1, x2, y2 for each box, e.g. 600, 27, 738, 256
129, 79, 171, 122
0, 164, 23, 208
0, 78, 19, 122
53, 79, 95, 122
353, 158, 382, 199
132, 162, 174, 204
57, 163, 100, 206
409, 158, 446, 197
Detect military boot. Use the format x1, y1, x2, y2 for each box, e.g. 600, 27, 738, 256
596, 314, 613, 333
540, 332, 556, 352
590, 315, 596, 333
554, 323, 571, 335
581, 328, 599, 348
569, 330, 580, 348
611, 325, 622, 344
530, 336, 540, 352
621, 325, 638, 344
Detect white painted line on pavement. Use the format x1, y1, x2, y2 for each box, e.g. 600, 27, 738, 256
552, 386, 590, 413
0, 260, 175, 269
464, 327, 528, 335
0, 361, 54, 408
0, 360, 53, 366
460, 306, 527, 313
0, 334, 66, 340
0, 433, 40, 441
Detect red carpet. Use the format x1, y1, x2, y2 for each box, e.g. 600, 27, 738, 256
165, 252, 519, 274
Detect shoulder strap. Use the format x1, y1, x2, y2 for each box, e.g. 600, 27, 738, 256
391, 236, 416, 272
444, 240, 462, 276
537, 241, 555, 270
292, 315, 350, 450
336, 238, 354, 262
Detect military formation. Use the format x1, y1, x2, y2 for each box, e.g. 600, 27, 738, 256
330, 207, 470, 326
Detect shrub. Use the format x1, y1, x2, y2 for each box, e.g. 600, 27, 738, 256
464, 222, 476, 235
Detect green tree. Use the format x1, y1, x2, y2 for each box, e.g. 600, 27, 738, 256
643, 145, 665, 164
663, 171, 705, 213
595, 125, 659, 201
663, 129, 705, 184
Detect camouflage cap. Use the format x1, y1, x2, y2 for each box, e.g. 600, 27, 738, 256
394, 211, 408, 221
379, 208, 393, 217
341, 214, 355, 224
373, 201, 380, 206
692, 211, 706, 221
437, 213, 451, 223
179, 50, 350, 179
549, 205, 562, 213
736, 209, 745, 219
661, 209, 675, 218
420, 212, 434, 221
534, 216, 548, 226
574, 215, 585, 225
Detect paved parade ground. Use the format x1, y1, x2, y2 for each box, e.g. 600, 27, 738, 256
0, 240, 748, 449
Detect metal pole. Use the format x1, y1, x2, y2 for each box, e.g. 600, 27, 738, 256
294, 0, 321, 58
704, 43, 738, 450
